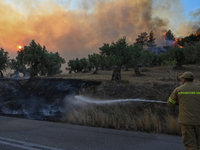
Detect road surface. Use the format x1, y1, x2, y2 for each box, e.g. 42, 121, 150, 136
0, 116, 184, 150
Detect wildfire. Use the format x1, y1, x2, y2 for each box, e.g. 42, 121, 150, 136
163, 32, 167, 41
163, 31, 183, 48
196, 33, 200, 36
173, 32, 200, 48
173, 39, 183, 48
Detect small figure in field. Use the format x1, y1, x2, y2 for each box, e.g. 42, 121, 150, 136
167, 72, 200, 150
111, 67, 121, 84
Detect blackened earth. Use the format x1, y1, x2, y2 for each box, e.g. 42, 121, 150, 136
0, 78, 178, 122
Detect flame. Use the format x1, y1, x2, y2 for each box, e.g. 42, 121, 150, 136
173, 39, 183, 48
163, 32, 167, 41
163, 32, 183, 48
196, 33, 200, 36
163, 31, 200, 49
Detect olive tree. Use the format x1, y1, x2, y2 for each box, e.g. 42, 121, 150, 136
147, 30, 156, 51
9, 59, 28, 77
17, 40, 65, 77
168, 47, 186, 68
184, 42, 200, 64
136, 32, 149, 50
42, 52, 66, 76
0, 48, 9, 78
88, 53, 102, 74
80, 58, 88, 73
99, 37, 129, 83
67, 58, 83, 73
17, 40, 48, 77
162, 50, 177, 79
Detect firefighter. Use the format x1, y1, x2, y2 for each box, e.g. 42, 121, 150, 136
167, 71, 200, 150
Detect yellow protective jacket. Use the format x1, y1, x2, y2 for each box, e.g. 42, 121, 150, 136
167, 82, 200, 125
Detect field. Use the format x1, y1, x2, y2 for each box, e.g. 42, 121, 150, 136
47, 65, 200, 85
39, 65, 200, 135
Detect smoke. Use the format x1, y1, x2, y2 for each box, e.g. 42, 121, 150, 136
190, 9, 200, 18
0, 0, 199, 68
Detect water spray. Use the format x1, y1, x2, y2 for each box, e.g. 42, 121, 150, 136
74, 96, 167, 105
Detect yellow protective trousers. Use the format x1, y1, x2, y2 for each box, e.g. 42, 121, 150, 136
181, 124, 200, 150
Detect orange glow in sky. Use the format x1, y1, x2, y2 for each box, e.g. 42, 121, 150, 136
18, 45, 22, 49
0, 0, 199, 61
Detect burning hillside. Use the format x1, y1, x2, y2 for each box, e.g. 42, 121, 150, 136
0, 0, 199, 62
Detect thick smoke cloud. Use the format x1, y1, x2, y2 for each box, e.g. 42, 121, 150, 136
0, 0, 199, 68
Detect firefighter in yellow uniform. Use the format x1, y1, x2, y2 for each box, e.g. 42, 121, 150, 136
167, 72, 200, 150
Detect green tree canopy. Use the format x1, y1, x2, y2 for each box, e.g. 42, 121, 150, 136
80, 58, 88, 73
147, 30, 156, 51
167, 47, 186, 68
0, 48, 9, 78
88, 53, 102, 74
136, 32, 149, 50
41, 52, 66, 76
165, 30, 175, 41
17, 40, 65, 77
67, 58, 84, 73
99, 37, 129, 70
9, 58, 28, 77
99, 37, 155, 81
184, 42, 200, 64
17, 40, 48, 77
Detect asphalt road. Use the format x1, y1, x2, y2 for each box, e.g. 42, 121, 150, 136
0, 116, 185, 150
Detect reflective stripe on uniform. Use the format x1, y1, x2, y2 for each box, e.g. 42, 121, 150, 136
169, 97, 176, 104
178, 92, 200, 95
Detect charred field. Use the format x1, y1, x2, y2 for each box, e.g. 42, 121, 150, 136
1, 65, 199, 135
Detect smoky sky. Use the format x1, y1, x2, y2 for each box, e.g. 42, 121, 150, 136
0, 0, 199, 67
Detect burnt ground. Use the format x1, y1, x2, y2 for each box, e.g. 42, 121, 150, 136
0, 78, 178, 122
0, 78, 101, 121
82, 80, 177, 101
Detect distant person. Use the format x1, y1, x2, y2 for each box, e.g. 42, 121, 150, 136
167, 72, 200, 150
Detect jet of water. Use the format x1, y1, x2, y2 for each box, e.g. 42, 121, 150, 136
74, 96, 167, 105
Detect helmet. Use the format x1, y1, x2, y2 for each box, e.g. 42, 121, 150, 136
179, 72, 194, 79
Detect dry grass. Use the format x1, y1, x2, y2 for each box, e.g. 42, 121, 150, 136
49, 65, 199, 135
62, 103, 181, 135
42, 65, 200, 86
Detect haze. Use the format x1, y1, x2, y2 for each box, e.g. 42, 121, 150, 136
0, 0, 200, 66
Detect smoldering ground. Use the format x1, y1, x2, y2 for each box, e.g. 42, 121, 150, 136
0, 0, 199, 63
0, 79, 102, 121
0, 77, 167, 121
0, 78, 180, 135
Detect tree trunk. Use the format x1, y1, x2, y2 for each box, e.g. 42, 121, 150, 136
169, 61, 175, 79
69, 69, 72, 74
0, 71, 3, 78
93, 67, 98, 74
83, 67, 87, 73
111, 67, 121, 84
23, 72, 26, 77
31, 63, 39, 77
101, 66, 105, 70
134, 65, 141, 76
40, 70, 46, 76
14, 71, 19, 78
125, 66, 129, 71
176, 60, 182, 68
47, 70, 54, 76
